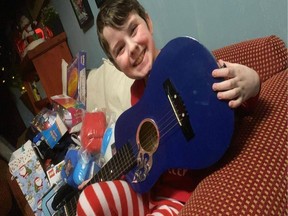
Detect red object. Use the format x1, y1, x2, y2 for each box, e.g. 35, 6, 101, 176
34, 28, 44, 39
81, 111, 106, 153
44, 26, 54, 39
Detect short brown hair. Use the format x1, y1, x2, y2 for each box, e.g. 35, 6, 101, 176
97, 0, 147, 63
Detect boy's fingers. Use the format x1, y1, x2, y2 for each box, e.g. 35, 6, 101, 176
214, 60, 236, 78
212, 67, 229, 78
218, 59, 226, 68
212, 77, 236, 91
217, 87, 241, 100
228, 97, 242, 108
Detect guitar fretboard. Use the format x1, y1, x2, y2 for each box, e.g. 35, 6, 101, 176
63, 142, 137, 216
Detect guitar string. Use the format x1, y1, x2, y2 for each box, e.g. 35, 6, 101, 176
135, 104, 181, 151
63, 105, 182, 215
134, 107, 173, 150
101, 105, 180, 185
92, 97, 182, 182
92, 104, 178, 182
92, 104, 180, 184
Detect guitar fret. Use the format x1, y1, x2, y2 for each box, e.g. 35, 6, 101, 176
114, 148, 121, 177
65, 194, 79, 216
106, 156, 114, 180
105, 157, 113, 180
123, 143, 136, 171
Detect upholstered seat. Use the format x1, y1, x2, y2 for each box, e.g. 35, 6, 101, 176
180, 35, 287, 215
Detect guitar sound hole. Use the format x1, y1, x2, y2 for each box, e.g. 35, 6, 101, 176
137, 119, 159, 153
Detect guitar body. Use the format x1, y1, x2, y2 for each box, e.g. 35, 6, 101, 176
114, 37, 234, 194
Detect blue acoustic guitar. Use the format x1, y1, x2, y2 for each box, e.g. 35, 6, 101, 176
50, 37, 234, 215
114, 36, 234, 193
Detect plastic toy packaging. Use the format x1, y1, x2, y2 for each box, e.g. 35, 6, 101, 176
51, 94, 86, 130
73, 149, 96, 186
61, 147, 102, 188
31, 108, 57, 131
61, 109, 118, 188
80, 109, 107, 153
30, 108, 67, 148
71, 109, 107, 187
101, 112, 117, 165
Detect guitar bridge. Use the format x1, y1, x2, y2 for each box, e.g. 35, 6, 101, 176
163, 79, 194, 141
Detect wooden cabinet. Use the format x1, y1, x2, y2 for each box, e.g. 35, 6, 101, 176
20, 32, 72, 114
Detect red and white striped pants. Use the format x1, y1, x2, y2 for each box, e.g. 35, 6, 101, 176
77, 180, 184, 216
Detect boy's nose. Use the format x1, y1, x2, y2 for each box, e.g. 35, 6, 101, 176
127, 39, 139, 58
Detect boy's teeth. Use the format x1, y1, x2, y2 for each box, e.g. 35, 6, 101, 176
135, 51, 144, 66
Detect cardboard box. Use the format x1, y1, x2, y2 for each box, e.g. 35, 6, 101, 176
51, 94, 85, 129
46, 160, 65, 185
31, 108, 67, 149
67, 51, 87, 106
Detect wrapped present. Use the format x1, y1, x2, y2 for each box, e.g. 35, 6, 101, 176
9, 140, 50, 215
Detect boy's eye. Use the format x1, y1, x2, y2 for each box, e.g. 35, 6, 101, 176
130, 24, 138, 36
115, 46, 124, 56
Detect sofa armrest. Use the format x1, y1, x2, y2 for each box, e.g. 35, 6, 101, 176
212, 35, 287, 82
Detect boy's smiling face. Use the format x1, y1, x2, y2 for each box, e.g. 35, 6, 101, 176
103, 13, 159, 80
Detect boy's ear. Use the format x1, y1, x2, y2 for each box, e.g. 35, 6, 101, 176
146, 13, 153, 34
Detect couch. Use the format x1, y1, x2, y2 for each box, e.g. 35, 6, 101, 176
180, 35, 287, 215
87, 35, 287, 215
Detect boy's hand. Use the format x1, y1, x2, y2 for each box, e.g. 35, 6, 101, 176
78, 177, 92, 190
212, 60, 260, 108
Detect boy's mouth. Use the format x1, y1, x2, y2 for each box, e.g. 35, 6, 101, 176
133, 49, 145, 67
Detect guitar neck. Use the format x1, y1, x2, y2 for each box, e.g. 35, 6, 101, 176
62, 142, 137, 215
91, 142, 136, 183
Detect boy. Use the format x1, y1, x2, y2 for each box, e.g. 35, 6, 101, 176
77, 0, 260, 215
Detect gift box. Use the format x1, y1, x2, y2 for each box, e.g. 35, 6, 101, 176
67, 51, 87, 106
9, 140, 50, 215
46, 160, 65, 185
51, 94, 85, 129
31, 108, 67, 148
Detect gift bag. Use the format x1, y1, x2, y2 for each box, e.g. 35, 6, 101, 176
8, 140, 50, 216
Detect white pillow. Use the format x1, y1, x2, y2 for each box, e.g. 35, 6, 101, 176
86, 58, 134, 119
